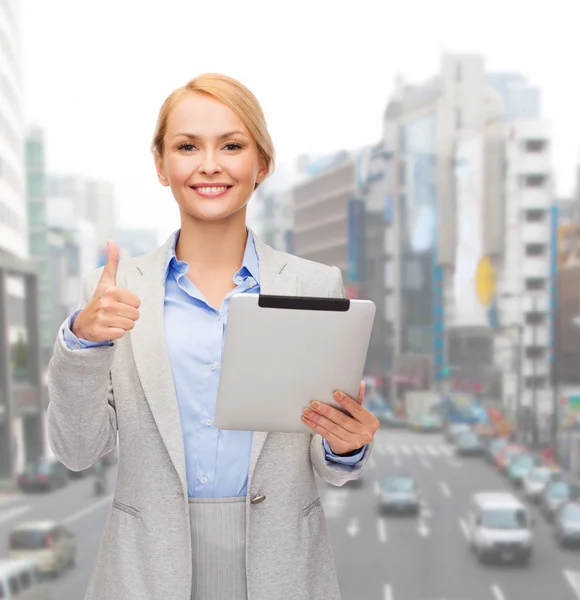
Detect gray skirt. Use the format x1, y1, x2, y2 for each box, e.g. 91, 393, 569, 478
188, 496, 248, 600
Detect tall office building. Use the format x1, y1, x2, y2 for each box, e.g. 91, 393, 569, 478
0, 1, 45, 483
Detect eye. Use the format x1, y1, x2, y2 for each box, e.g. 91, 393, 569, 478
224, 143, 243, 151
177, 143, 196, 151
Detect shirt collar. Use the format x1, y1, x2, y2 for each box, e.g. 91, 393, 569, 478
163, 228, 260, 284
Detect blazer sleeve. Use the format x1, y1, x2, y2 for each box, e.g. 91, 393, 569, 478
309, 265, 373, 485
46, 268, 118, 472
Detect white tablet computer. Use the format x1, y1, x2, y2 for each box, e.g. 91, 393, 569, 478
213, 293, 376, 433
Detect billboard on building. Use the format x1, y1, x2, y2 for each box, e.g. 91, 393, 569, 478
452, 135, 489, 328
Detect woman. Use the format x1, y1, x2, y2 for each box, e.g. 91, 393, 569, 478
47, 73, 378, 600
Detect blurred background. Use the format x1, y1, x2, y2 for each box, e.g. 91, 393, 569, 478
1, 0, 580, 598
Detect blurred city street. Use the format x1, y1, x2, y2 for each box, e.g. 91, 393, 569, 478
1, 429, 580, 599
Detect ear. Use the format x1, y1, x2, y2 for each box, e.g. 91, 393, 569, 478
255, 157, 269, 186
153, 149, 169, 187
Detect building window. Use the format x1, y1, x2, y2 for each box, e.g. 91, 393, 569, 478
524, 375, 546, 389
27, 201, 45, 227
522, 174, 547, 187
525, 347, 546, 359
525, 243, 546, 257
525, 277, 545, 291
524, 209, 545, 222
29, 231, 48, 255
525, 312, 546, 326
524, 139, 547, 153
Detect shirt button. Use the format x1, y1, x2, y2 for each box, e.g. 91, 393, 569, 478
200, 477, 208, 484
209, 364, 216, 371
205, 419, 213, 427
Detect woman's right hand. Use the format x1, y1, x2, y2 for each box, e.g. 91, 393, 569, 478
72, 240, 142, 342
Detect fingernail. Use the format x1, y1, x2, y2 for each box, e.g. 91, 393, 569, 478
311, 401, 320, 409
333, 391, 341, 400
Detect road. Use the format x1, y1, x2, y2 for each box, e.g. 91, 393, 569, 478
0, 430, 578, 599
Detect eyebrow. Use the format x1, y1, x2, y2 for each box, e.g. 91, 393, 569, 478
173, 130, 247, 141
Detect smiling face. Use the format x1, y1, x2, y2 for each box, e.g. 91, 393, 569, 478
154, 93, 267, 223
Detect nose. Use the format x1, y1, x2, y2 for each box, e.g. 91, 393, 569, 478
199, 152, 222, 175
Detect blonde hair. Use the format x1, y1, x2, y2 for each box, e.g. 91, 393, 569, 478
151, 73, 275, 182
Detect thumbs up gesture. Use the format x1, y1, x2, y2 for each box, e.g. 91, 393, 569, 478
71, 240, 141, 342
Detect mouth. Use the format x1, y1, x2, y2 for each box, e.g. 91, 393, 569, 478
189, 184, 233, 198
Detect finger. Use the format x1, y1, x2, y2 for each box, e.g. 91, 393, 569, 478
304, 408, 360, 441
332, 390, 367, 421
109, 301, 140, 322
301, 414, 348, 447
99, 240, 119, 287
307, 402, 363, 435
110, 288, 141, 310
357, 381, 366, 404
102, 315, 137, 332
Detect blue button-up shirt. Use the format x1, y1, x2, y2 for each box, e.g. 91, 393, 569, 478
63, 229, 365, 497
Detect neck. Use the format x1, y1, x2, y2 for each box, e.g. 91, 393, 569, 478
175, 209, 249, 274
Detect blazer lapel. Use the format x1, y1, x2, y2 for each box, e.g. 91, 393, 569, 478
126, 229, 298, 495
247, 231, 298, 489
126, 234, 189, 493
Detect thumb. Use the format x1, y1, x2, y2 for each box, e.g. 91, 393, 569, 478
99, 240, 119, 287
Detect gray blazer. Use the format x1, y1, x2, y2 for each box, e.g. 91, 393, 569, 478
46, 230, 372, 600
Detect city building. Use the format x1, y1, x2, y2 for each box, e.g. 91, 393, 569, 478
0, 1, 45, 483
47, 174, 116, 252
112, 228, 158, 262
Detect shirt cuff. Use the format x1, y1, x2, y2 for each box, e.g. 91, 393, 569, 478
63, 310, 112, 349
323, 438, 367, 465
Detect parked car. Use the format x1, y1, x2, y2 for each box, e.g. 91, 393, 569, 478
7, 521, 77, 578
522, 466, 561, 503
445, 423, 471, 445
0, 557, 51, 600
378, 474, 420, 515
540, 478, 580, 522
485, 437, 508, 465
455, 431, 484, 456
466, 492, 533, 565
553, 501, 580, 548
17, 459, 68, 493
507, 453, 542, 487
494, 444, 525, 474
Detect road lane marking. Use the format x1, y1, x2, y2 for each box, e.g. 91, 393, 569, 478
393, 458, 402, 467
347, 517, 359, 537
441, 446, 453, 456
426, 445, 439, 456
63, 494, 115, 525
420, 458, 432, 469
0, 504, 31, 526
491, 584, 506, 600
383, 583, 393, 600
387, 445, 397, 455
459, 518, 469, 541
413, 445, 425, 455
564, 570, 580, 599
417, 519, 429, 537
439, 481, 451, 498
378, 517, 387, 543
401, 445, 411, 455
446, 458, 462, 468
377, 445, 387, 455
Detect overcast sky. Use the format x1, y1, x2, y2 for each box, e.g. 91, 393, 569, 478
21, 0, 580, 243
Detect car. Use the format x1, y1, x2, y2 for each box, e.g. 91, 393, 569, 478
466, 492, 533, 565
494, 444, 525, 474
378, 474, 420, 515
365, 395, 407, 429
7, 521, 77, 578
445, 423, 471, 445
540, 479, 580, 522
17, 458, 69, 493
0, 557, 52, 600
506, 453, 542, 487
455, 431, 484, 456
522, 466, 561, 503
485, 437, 508, 465
553, 501, 580, 548
409, 414, 443, 434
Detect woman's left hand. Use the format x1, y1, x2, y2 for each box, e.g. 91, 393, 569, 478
301, 381, 380, 455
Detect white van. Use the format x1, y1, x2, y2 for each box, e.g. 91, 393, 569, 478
0, 558, 52, 600
466, 492, 533, 565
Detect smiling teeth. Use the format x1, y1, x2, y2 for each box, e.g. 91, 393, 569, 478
196, 187, 228, 193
